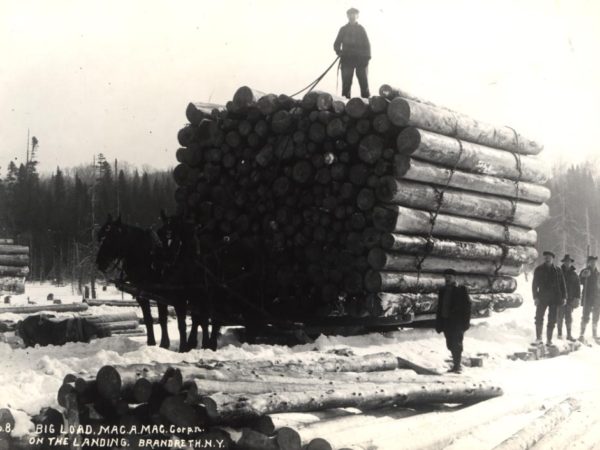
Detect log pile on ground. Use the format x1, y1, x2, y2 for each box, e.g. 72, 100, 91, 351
0, 238, 29, 295
37, 352, 502, 450
172, 87, 548, 323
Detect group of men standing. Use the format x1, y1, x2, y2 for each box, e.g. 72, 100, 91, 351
532, 251, 600, 345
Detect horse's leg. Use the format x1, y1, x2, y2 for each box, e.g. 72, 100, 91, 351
137, 297, 156, 346
174, 304, 187, 353
209, 322, 221, 351
158, 303, 170, 350
186, 313, 201, 351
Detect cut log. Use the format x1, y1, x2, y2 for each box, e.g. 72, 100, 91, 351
80, 311, 139, 324
345, 98, 369, 119
377, 235, 537, 264
0, 245, 28, 255
187, 378, 335, 397
276, 427, 302, 450
364, 271, 517, 294
159, 395, 207, 430
367, 252, 521, 276
0, 265, 28, 277
396, 127, 548, 183
198, 380, 502, 425
376, 178, 548, 228
306, 438, 332, 450
233, 86, 266, 109
84, 299, 138, 307
379, 84, 443, 107
0, 255, 29, 266
394, 157, 550, 204
0, 239, 14, 245
358, 135, 384, 165
387, 97, 543, 156
369, 292, 523, 316
95, 364, 181, 403
0, 302, 88, 314
493, 398, 579, 450
257, 94, 280, 115
372, 205, 537, 246
237, 428, 279, 450
0, 277, 25, 294
96, 320, 139, 332
186, 102, 225, 126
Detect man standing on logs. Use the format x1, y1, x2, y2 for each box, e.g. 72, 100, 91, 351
579, 256, 600, 344
557, 254, 580, 341
435, 269, 471, 373
333, 7, 371, 99
532, 251, 567, 346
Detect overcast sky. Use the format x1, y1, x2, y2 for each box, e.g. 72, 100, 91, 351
1, 0, 599, 174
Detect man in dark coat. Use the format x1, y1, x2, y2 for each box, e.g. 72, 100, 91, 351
579, 255, 600, 342
333, 8, 371, 99
435, 269, 471, 373
557, 254, 581, 341
532, 251, 567, 345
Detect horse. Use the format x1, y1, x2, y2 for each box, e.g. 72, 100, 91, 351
96, 214, 203, 352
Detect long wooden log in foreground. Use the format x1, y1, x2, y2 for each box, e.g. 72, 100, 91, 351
80, 311, 139, 324
368, 292, 523, 316
493, 398, 579, 450
364, 271, 517, 294
372, 206, 537, 246
396, 127, 548, 183
199, 381, 503, 425
376, 234, 538, 264
387, 96, 543, 156
394, 157, 550, 204
0, 239, 14, 245
0, 302, 88, 314
367, 252, 521, 276
185, 102, 225, 126
0, 265, 29, 277
84, 299, 138, 307
376, 178, 548, 228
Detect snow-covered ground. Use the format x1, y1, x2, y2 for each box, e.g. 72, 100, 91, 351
1, 276, 600, 449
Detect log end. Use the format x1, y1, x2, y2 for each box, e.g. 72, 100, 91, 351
375, 176, 398, 203
95, 365, 121, 401
275, 426, 301, 450
372, 207, 398, 232
396, 127, 421, 154
367, 248, 387, 270
379, 84, 394, 98
393, 154, 411, 178
387, 97, 411, 127
364, 270, 383, 293
57, 383, 76, 408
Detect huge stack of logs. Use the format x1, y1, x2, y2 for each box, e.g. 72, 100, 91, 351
42, 352, 501, 450
0, 239, 28, 295
173, 86, 548, 322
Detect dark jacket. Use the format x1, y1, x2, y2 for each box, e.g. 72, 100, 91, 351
333, 23, 371, 64
435, 284, 471, 333
532, 263, 567, 305
561, 264, 581, 301
580, 266, 600, 306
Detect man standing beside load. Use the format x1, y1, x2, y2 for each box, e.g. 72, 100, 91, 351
532, 251, 567, 346
557, 254, 580, 341
579, 255, 600, 344
435, 269, 471, 373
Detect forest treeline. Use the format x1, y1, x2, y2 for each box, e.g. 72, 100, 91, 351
0, 138, 597, 283
0, 143, 176, 285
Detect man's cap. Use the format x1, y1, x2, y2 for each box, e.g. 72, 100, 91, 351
588, 255, 598, 261
443, 268, 457, 276
561, 254, 574, 262
347, 7, 359, 14
543, 251, 555, 258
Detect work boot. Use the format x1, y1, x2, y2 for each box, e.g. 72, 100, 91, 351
546, 328, 554, 346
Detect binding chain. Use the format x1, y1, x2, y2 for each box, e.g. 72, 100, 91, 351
410, 135, 465, 313
488, 127, 523, 312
